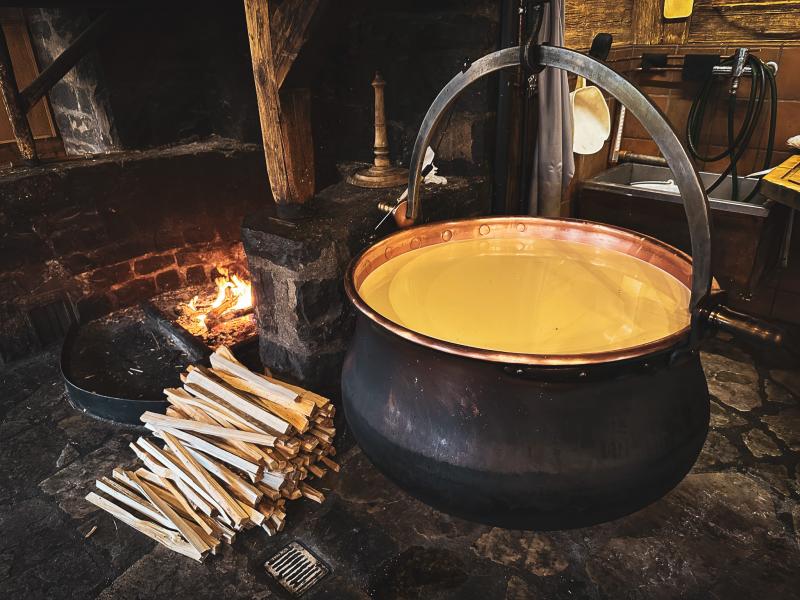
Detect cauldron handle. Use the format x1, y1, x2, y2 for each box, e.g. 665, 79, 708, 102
405, 45, 712, 315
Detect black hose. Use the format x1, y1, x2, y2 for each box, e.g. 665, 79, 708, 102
686, 53, 777, 203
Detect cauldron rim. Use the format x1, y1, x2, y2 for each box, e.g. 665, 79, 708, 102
346, 215, 706, 366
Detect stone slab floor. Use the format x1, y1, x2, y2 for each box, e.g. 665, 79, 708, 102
1, 335, 799, 599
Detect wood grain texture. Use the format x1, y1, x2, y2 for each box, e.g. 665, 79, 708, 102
565, 0, 798, 48
565, 0, 634, 49
271, 0, 320, 86
632, 0, 690, 44
688, 0, 800, 42
244, 0, 294, 204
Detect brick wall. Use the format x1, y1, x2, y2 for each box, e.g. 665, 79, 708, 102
0, 138, 270, 363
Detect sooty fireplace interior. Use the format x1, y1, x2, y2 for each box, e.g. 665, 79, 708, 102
0, 2, 496, 397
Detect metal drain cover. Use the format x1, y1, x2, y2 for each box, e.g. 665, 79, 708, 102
265, 541, 329, 596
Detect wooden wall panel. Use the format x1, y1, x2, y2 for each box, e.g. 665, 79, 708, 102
688, 0, 800, 43
564, 0, 634, 49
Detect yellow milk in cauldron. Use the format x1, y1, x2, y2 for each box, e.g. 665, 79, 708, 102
359, 237, 690, 355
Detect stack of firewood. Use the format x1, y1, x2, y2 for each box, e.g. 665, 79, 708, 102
85, 345, 337, 562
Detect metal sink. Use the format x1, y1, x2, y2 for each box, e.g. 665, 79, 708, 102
582, 163, 772, 217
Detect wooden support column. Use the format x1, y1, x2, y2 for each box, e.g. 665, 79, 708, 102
244, 0, 318, 206
279, 88, 314, 204
272, 0, 320, 88
0, 25, 35, 163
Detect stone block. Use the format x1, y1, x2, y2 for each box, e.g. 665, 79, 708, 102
133, 254, 175, 275
87, 262, 133, 287
155, 269, 182, 291
185, 265, 207, 285
243, 175, 489, 392
113, 277, 156, 307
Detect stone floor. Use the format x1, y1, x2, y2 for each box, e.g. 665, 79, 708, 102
1, 335, 799, 599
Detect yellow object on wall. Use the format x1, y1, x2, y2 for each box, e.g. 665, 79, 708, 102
663, 0, 694, 19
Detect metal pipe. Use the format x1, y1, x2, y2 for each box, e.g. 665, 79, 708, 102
618, 150, 668, 167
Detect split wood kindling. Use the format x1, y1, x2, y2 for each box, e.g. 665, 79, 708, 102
86, 344, 337, 562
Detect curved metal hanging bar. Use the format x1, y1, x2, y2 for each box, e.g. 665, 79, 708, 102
405, 45, 712, 312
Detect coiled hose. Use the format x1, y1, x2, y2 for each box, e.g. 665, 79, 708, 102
686, 53, 777, 203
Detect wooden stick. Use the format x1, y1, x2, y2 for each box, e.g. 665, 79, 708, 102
177, 385, 271, 435
145, 426, 261, 477
299, 482, 325, 504
129, 471, 211, 555
141, 411, 277, 446
262, 372, 330, 409
134, 438, 222, 517
86, 492, 204, 562
167, 400, 269, 465
210, 346, 298, 405
184, 446, 262, 507
95, 477, 176, 530
320, 456, 340, 472
128, 468, 216, 537
307, 464, 326, 479
162, 431, 249, 527
211, 368, 311, 432
185, 367, 291, 434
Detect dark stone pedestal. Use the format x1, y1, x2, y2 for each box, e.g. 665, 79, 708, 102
241, 175, 489, 396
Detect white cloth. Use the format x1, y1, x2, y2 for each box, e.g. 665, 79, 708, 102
528, 0, 575, 217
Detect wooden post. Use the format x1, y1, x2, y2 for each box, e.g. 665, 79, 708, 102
244, 0, 316, 206
279, 88, 314, 205
0, 26, 36, 163
271, 0, 320, 87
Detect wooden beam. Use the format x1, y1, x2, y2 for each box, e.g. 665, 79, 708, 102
244, 0, 294, 204
244, 0, 316, 205
271, 0, 320, 87
0, 26, 35, 163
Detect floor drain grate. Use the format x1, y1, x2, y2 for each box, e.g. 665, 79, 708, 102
265, 541, 329, 596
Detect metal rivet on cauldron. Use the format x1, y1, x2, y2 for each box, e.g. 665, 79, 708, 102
411, 237, 421, 249
517, 223, 526, 232
479, 224, 491, 236
441, 229, 453, 241
384, 246, 393, 259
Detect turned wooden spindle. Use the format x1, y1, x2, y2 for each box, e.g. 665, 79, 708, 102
348, 71, 408, 188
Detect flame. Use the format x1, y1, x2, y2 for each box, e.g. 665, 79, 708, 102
183, 266, 253, 329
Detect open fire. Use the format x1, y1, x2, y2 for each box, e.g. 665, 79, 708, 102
171, 266, 257, 349
186, 266, 253, 330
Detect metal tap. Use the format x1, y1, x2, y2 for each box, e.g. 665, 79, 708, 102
729, 47, 748, 96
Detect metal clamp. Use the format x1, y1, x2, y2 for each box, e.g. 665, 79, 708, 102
405, 44, 712, 314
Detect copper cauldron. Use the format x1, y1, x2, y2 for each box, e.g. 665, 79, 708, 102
341, 45, 784, 529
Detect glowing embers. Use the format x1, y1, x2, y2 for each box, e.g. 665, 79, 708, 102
174, 266, 256, 349
185, 266, 253, 330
